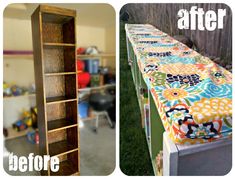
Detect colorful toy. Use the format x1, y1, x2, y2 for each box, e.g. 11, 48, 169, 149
11, 85, 23, 96
12, 120, 27, 131
27, 131, 39, 144
12, 110, 33, 131
22, 110, 32, 127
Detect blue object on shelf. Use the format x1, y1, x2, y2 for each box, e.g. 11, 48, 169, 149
78, 101, 89, 118
84, 59, 99, 74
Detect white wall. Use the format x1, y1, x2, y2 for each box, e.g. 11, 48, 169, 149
103, 25, 116, 70
4, 18, 33, 50
105, 25, 115, 53
3, 58, 35, 87
77, 25, 106, 52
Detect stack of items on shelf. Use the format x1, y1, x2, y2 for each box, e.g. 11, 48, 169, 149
77, 46, 115, 88
77, 46, 99, 55
77, 47, 101, 87
83, 58, 100, 87
3, 81, 35, 97
83, 59, 100, 87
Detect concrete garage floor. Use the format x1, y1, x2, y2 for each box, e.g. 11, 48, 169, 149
3, 118, 115, 176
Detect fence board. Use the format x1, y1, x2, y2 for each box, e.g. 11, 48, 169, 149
122, 3, 232, 63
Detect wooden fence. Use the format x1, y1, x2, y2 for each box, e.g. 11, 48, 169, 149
121, 3, 232, 64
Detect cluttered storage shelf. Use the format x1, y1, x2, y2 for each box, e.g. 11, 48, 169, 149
76, 48, 116, 125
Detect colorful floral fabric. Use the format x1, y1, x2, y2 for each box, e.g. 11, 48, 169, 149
125, 24, 232, 145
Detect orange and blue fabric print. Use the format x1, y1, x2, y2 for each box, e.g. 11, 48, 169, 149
125, 24, 232, 145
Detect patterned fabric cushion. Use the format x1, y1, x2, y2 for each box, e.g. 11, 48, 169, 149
125, 24, 232, 145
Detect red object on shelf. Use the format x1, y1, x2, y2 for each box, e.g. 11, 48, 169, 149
77, 59, 90, 88
77, 59, 85, 71
77, 47, 86, 55
77, 72, 91, 88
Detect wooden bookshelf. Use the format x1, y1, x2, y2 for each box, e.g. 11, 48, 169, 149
47, 118, 78, 133
50, 150, 79, 176
45, 72, 77, 76
46, 96, 77, 104
43, 42, 76, 47
31, 5, 79, 176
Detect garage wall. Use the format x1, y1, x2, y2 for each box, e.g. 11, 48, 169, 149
77, 25, 106, 51
103, 25, 116, 70
4, 18, 33, 50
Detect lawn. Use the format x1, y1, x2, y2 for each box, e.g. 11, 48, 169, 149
119, 21, 154, 176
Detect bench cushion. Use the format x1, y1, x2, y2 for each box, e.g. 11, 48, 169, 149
125, 24, 232, 145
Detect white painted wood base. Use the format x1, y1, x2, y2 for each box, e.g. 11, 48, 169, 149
163, 132, 232, 176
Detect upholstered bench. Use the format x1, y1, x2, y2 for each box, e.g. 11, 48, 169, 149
125, 24, 232, 175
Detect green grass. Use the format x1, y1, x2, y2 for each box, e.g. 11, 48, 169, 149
119, 21, 154, 176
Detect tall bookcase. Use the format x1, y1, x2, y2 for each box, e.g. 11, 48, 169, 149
31, 5, 79, 176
